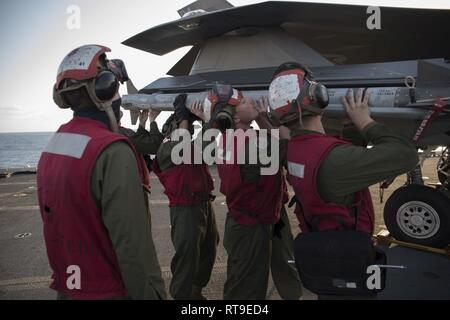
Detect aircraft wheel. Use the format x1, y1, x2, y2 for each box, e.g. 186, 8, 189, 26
384, 185, 450, 248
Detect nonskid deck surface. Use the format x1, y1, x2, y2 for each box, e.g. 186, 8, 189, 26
1, 161, 448, 300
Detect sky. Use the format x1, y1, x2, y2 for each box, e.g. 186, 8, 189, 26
0, 0, 449, 133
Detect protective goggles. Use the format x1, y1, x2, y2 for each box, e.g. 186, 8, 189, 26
107, 59, 129, 84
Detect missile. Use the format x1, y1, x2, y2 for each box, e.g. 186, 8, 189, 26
121, 86, 450, 123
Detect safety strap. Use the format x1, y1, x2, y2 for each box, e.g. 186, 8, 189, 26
288, 195, 352, 232
379, 97, 447, 196
412, 98, 447, 144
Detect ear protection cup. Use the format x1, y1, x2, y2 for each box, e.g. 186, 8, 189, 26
298, 77, 329, 110
95, 71, 119, 101
162, 122, 169, 135
313, 83, 329, 108
213, 103, 235, 130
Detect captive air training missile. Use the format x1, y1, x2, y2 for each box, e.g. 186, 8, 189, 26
122, 86, 450, 124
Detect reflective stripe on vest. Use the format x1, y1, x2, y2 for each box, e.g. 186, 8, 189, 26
44, 132, 91, 159
287, 161, 305, 179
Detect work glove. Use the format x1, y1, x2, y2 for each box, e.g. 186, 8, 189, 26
173, 94, 190, 122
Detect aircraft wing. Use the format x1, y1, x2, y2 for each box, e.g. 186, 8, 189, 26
123, 1, 450, 65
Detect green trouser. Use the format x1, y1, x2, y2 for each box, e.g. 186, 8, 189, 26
169, 201, 219, 300
223, 213, 273, 300
271, 206, 302, 300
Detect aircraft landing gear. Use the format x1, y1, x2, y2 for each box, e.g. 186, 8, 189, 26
383, 147, 450, 248
437, 147, 450, 190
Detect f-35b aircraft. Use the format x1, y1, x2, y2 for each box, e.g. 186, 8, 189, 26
121, 0, 450, 248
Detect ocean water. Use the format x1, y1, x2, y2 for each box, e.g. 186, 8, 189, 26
0, 132, 54, 170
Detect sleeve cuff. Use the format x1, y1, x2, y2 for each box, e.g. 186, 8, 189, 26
361, 121, 381, 141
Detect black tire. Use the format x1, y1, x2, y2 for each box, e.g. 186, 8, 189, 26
384, 185, 450, 248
